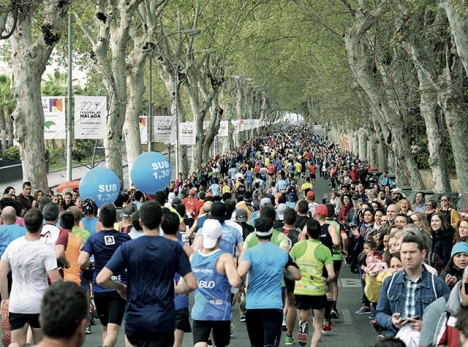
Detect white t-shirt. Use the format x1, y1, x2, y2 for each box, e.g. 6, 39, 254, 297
2, 237, 57, 314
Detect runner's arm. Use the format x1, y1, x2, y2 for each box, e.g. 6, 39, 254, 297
47, 268, 63, 284
77, 250, 91, 271
222, 253, 242, 288
55, 244, 69, 269
324, 263, 336, 283
328, 224, 340, 249
237, 260, 251, 279
0, 260, 10, 300
96, 267, 127, 299
284, 255, 301, 280
175, 272, 197, 295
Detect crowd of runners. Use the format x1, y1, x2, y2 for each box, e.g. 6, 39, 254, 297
0, 124, 468, 347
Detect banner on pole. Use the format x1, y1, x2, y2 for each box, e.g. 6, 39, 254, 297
74, 96, 106, 139
43, 97, 66, 139
140, 116, 148, 144
179, 121, 196, 145
153, 116, 175, 144
217, 120, 228, 137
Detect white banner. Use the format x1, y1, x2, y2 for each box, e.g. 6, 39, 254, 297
153, 116, 175, 144
243, 119, 253, 131
218, 120, 228, 137
43, 97, 66, 139
74, 96, 106, 139
179, 121, 196, 145
139, 116, 148, 144
255, 119, 260, 128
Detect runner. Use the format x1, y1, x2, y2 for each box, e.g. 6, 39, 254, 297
0, 208, 61, 346
290, 218, 335, 347
238, 216, 301, 347
78, 203, 131, 347
190, 219, 242, 347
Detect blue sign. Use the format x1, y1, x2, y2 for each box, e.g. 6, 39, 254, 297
130, 152, 171, 194
79, 167, 120, 208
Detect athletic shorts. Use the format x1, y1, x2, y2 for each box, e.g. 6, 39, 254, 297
285, 277, 295, 292
322, 260, 342, 278
310, 174, 316, 179
126, 330, 174, 347
93, 291, 126, 326
294, 295, 327, 310
192, 320, 231, 347
175, 307, 191, 332
9, 312, 40, 331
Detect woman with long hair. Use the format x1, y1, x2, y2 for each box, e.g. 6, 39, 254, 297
431, 213, 455, 266
410, 211, 433, 251
437, 195, 460, 229
425, 199, 437, 223
338, 193, 353, 225
453, 217, 468, 244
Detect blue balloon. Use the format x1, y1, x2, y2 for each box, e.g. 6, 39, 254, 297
130, 152, 171, 194
79, 167, 121, 208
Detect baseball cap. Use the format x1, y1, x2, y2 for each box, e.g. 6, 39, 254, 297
236, 208, 248, 223
253, 190, 260, 198
210, 202, 226, 223
277, 203, 287, 220
202, 219, 223, 249
306, 191, 315, 199
451, 242, 468, 258
189, 188, 197, 196
43, 202, 59, 221
352, 193, 360, 200
260, 198, 271, 207
315, 204, 328, 216
172, 197, 182, 204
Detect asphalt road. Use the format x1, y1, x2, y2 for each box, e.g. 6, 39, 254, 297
81, 176, 378, 347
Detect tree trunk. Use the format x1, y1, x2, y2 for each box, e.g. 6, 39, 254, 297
358, 128, 368, 161
123, 56, 145, 187
438, 47, 468, 194
10, 0, 71, 191
0, 109, 5, 152
6, 109, 13, 148
440, 1, 468, 79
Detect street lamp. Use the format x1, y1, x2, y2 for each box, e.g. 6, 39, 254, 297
155, 49, 214, 175
147, 29, 201, 152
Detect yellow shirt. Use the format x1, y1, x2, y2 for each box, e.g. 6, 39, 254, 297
301, 182, 313, 191
364, 270, 392, 303
295, 162, 302, 173
265, 157, 270, 166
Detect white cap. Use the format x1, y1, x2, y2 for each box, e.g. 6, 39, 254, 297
277, 203, 287, 220
202, 219, 223, 249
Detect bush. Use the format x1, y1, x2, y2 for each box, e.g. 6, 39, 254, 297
2, 146, 20, 161
48, 147, 65, 165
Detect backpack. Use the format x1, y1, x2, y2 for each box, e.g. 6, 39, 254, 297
279, 227, 301, 250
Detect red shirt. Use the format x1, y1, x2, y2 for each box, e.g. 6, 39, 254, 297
309, 165, 316, 174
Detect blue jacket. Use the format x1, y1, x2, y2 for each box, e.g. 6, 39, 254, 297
375, 266, 450, 336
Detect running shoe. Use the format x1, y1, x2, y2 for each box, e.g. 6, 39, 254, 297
240, 314, 246, 322
322, 322, 333, 333
330, 308, 340, 319
85, 325, 91, 334
285, 335, 295, 345
297, 320, 309, 346
355, 306, 372, 315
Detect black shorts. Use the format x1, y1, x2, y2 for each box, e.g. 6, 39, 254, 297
285, 277, 295, 293
322, 260, 342, 278
192, 320, 231, 347
310, 174, 316, 179
294, 295, 327, 310
93, 291, 126, 326
9, 312, 40, 331
126, 330, 174, 347
269, 173, 274, 176
175, 307, 191, 333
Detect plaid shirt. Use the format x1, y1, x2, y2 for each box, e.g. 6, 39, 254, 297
403, 274, 421, 319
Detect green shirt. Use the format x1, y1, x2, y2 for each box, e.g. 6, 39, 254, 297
325, 220, 342, 261
243, 230, 289, 250
72, 226, 90, 241
290, 239, 332, 296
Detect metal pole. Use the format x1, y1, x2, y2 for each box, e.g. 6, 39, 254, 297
148, 51, 153, 152
66, 12, 73, 181
174, 64, 179, 175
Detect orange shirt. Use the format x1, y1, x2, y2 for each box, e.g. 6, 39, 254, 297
64, 233, 83, 285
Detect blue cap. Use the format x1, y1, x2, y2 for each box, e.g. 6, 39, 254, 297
451, 242, 468, 258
